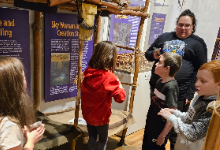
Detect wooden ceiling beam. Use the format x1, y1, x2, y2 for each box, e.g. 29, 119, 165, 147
24, 0, 47, 3
84, 0, 122, 10
0, 0, 14, 4
58, 4, 77, 12
124, 6, 144, 12
48, 0, 72, 6
99, 7, 150, 18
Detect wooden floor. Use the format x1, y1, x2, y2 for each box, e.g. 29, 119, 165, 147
110, 128, 170, 150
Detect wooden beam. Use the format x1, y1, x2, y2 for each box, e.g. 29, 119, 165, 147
84, 0, 122, 10
24, 0, 47, 3
32, 11, 42, 111
115, 44, 135, 51
121, 82, 136, 86
124, 6, 144, 12
58, 4, 77, 12
0, 0, 14, 4
99, 7, 150, 18
48, 0, 71, 6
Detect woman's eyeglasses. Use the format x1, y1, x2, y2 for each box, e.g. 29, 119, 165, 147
177, 23, 192, 29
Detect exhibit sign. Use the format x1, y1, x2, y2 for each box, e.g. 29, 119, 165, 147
0, 7, 30, 89
148, 13, 166, 45
44, 13, 93, 102
109, 1, 145, 53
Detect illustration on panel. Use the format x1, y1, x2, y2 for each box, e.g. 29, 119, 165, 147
113, 23, 131, 51
50, 53, 70, 86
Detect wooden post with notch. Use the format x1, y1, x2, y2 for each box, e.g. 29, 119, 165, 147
202, 89, 220, 150
32, 11, 42, 111
118, 0, 150, 146
72, 38, 83, 150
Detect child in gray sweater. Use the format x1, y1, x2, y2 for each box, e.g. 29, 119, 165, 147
158, 60, 220, 150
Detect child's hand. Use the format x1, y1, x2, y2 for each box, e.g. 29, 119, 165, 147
156, 134, 165, 146
117, 77, 123, 89
23, 124, 45, 145
163, 108, 175, 113
158, 109, 172, 119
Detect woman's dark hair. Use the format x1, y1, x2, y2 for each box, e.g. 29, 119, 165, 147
0, 56, 35, 129
89, 41, 117, 71
176, 9, 197, 33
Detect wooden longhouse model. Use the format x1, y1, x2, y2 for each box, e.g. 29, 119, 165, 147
1, 0, 220, 150
0, 0, 150, 149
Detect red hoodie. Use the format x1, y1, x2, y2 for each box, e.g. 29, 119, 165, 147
81, 67, 126, 126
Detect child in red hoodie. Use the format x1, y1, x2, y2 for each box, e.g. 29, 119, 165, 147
81, 41, 126, 150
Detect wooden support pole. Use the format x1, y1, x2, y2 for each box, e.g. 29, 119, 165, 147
129, 0, 149, 115
71, 140, 76, 150
32, 11, 42, 111
48, 0, 71, 6
115, 44, 135, 51
202, 89, 220, 150
118, 0, 150, 146
74, 39, 83, 127
72, 39, 83, 150
94, 15, 101, 45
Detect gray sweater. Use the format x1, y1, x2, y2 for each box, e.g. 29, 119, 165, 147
168, 95, 217, 142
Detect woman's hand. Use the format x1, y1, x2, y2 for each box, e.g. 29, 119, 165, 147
185, 99, 190, 105
153, 48, 161, 59
23, 124, 45, 149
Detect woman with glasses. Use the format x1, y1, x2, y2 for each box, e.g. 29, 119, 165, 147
143, 9, 207, 150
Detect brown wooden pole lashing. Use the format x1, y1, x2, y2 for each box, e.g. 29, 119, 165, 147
118, 0, 150, 146
32, 11, 42, 111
